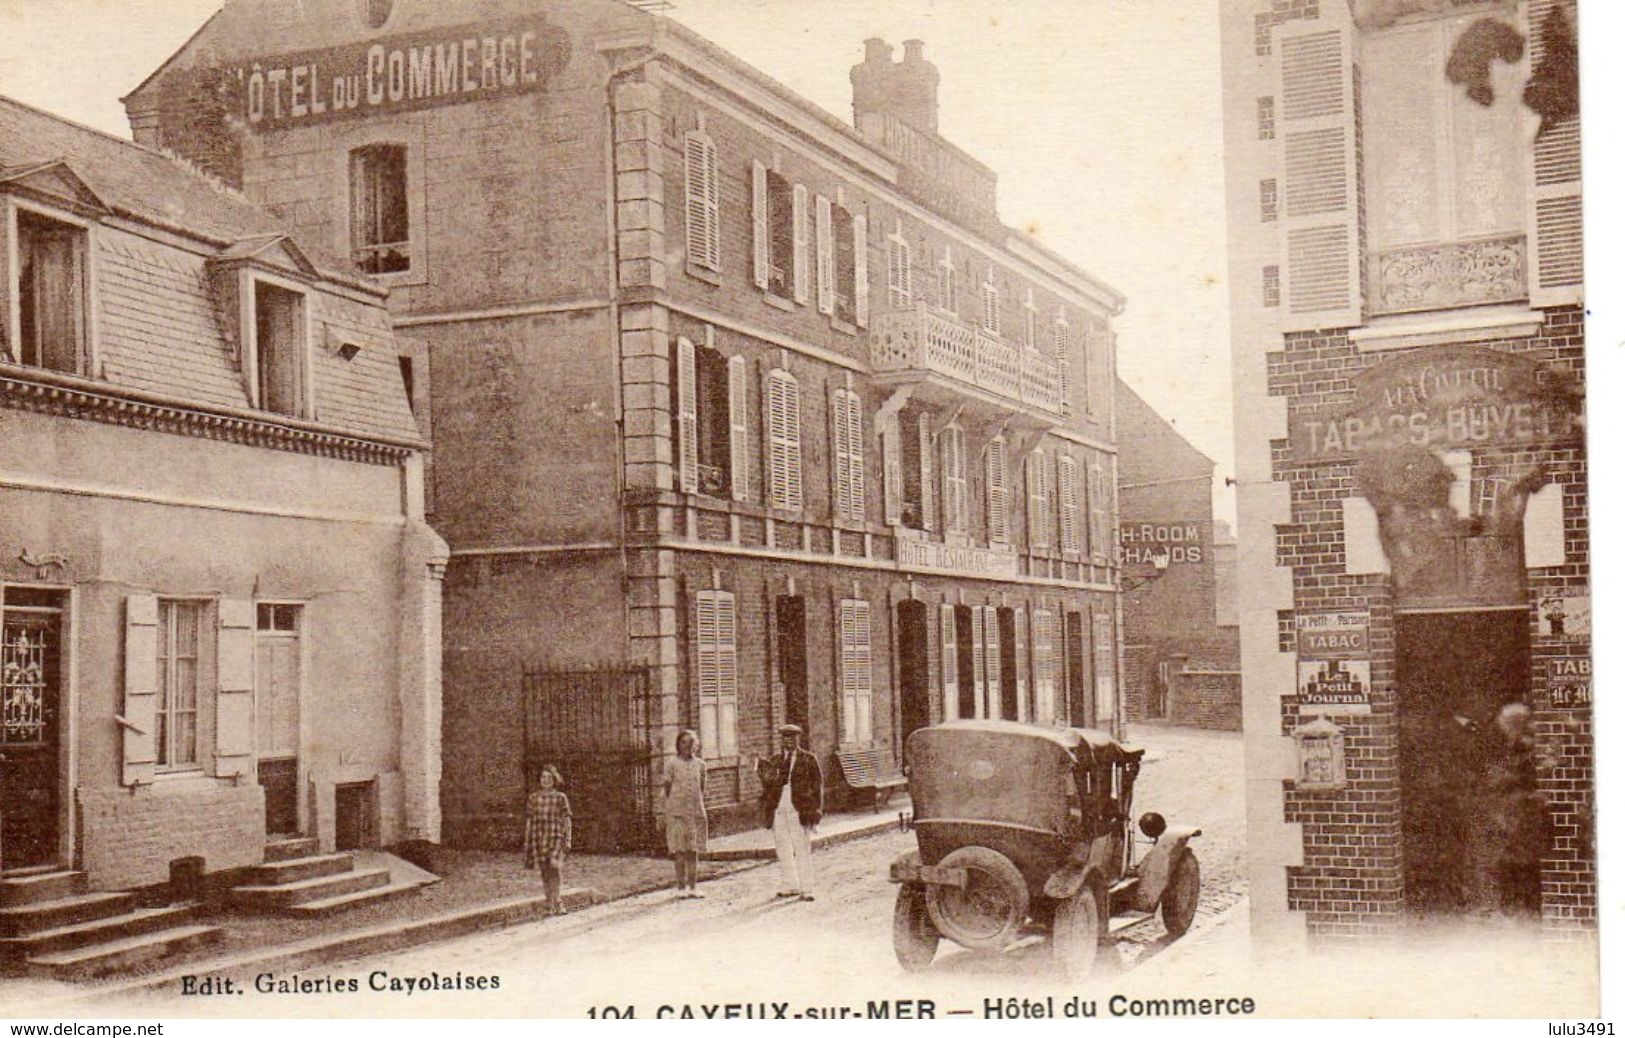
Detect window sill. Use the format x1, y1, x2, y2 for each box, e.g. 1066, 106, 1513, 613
369, 265, 429, 289
150, 771, 232, 795
830, 318, 858, 337
1350, 305, 1543, 353
686, 263, 723, 287
762, 293, 796, 313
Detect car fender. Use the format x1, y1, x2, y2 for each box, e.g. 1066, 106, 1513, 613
1042, 837, 1115, 901
1129, 825, 1202, 912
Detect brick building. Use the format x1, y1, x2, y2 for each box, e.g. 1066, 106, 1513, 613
0, 96, 445, 893
126, 0, 1127, 847
1221, 0, 1591, 945
1116, 380, 1240, 730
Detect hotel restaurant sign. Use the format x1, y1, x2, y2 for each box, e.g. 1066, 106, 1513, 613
1288, 345, 1583, 462
209, 17, 572, 130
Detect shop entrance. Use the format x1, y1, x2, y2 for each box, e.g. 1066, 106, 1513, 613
255, 604, 302, 837
0, 588, 65, 871
1395, 608, 1532, 917
895, 601, 931, 745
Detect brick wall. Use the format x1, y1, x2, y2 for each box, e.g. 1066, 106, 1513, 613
1267, 306, 1592, 940
1170, 669, 1242, 731
77, 784, 265, 890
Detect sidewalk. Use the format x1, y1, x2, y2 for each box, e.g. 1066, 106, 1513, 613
703, 798, 912, 861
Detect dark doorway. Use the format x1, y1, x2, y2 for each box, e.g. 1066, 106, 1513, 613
0, 589, 64, 870
776, 596, 809, 735
334, 781, 377, 852
1395, 609, 1533, 917
1065, 611, 1090, 728
896, 601, 931, 745
953, 606, 976, 720
997, 608, 1019, 720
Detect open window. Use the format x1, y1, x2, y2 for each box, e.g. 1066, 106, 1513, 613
252, 280, 308, 417
766, 170, 794, 298
13, 209, 89, 374
350, 144, 409, 275
832, 201, 857, 325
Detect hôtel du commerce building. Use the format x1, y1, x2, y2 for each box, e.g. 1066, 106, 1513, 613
127, 0, 1128, 848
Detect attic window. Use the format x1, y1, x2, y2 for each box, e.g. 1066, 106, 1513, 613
14, 210, 88, 374
253, 280, 307, 417
350, 144, 410, 275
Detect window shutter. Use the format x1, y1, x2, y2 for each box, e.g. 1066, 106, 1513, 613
1027, 450, 1049, 548
918, 413, 935, 532
846, 391, 865, 523
1055, 321, 1071, 413
882, 414, 903, 526
986, 436, 1009, 544
1058, 454, 1080, 555
792, 184, 811, 304
981, 278, 1000, 335
215, 598, 255, 779
838, 600, 873, 744
716, 593, 738, 758
1090, 454, 1109, 563
815, 195, 834, 315
1526, 0, 1582, 307
941, 426, 967, 535
969, 605, 986, 719
830, 387, 852, 522
888, 238, 914, 308
766, 369, 802, 511
675, 336, 699, 494
940, 604, 958, 721
683, 133, 719, 272
1032, 610, 1054, 725
852, 212, 870, 327
1276, 18, 1361, 330
121, 594, 160, 786
1014, 607, 1029, 722
980, 605, 1000, 720
751, 160, 770, 290
703, 137, 721, 271
728, 353, 750, 502
696, 593, 719, 757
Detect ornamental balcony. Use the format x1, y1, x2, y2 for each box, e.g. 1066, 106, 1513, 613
869, 303, 1063, 427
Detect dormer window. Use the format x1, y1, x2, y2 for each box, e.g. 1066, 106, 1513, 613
12, 209, 88, 374
350, 144, 409, 275
251, 279, 307, 417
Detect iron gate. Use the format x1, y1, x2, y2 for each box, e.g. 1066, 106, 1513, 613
520, 664, 658, 853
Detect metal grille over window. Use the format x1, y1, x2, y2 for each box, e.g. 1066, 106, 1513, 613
684, 132, 721, 272
839, 599, 873, 744
350, 144, 409, 274
765, 369, 803, 512
695, 591, 738, 758
1, 621, 51, 746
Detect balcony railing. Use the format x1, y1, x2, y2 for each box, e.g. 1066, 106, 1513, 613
870, 303, 1063, 418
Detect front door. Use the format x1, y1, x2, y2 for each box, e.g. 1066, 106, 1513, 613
775, 597, 808, 735
255, 604, 302, 837
1, 590, 64, 870
895, 601, 931, 747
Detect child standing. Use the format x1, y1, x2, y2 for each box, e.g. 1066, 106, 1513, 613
523, 764, 572, 915
663, 729, 708, 898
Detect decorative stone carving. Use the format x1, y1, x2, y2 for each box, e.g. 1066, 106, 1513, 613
1349, 0, 1512, 32
1369, 234, 1526, 315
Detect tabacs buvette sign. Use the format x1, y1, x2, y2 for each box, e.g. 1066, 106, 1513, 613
207, 16, 572, 130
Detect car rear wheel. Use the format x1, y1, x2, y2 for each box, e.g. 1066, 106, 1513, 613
892, 885, 939, 972
1052, 880, 1106, 980
1161, 849, 1201, 938
924, 846, 1028, 951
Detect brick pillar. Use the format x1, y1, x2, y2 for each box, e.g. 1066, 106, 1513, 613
398, 518, 449, 843
627, 547, 681, 838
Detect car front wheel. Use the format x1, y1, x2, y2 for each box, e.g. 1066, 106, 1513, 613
1161, 849, 1201, 938
1051, 880, 1106, 980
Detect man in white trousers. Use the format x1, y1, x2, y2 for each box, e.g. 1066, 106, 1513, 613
756, 723, 823, 900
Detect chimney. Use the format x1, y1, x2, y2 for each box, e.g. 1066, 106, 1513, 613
850, 37, 940, 134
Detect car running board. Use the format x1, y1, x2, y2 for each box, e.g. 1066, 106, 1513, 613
1107, 910, 1154, 933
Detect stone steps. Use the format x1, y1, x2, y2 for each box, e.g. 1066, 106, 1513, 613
264, 837, 320, 863
0, 869, 86, 908
0, 891, 137, 937
282, 879, 428, 917
230, 866, 393, 911
1, 904, 201, 958
243, 853, 355, 886
24, 924, 225, 982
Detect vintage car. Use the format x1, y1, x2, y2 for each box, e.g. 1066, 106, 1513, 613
888, 720, 1200, 977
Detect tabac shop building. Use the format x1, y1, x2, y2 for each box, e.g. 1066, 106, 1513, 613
127, 0, 1129, 848
1221, 0, 1592, 945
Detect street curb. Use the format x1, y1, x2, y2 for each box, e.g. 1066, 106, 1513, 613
1122, 895, 1250, 983
702, 811, 906, 861
44, 886, 604, 1007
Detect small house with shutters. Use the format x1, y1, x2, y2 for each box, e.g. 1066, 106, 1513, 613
1221, 0, 1591, 945
124, 0, 1128, 848
0, 95, 445, 906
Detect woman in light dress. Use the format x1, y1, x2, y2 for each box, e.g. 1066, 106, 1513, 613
664, 729, 708, 898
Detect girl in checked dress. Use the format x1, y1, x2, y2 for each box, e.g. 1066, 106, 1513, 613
523, 764, 572, 915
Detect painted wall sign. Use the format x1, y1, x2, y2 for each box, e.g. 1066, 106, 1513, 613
1539, 594, 1590, 639
895, 539, 1019, 579
1297, 659, 1372, 714
205, 16, 572, 130
1118, 522, 1206, 564
1288, 345, 1582, 462
1547, 657, 1591, 709
1296, 611, 1370, 659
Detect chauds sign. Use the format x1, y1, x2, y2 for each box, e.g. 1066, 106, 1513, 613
1288, 345, 1582, 462
206, 16, 572, 130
